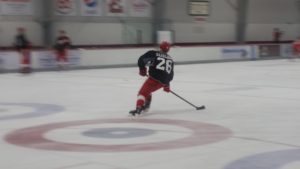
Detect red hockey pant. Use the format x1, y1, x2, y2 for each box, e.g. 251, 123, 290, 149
56, 49, 68, 62
137, 77, 164, 108
20, 49, 31, 67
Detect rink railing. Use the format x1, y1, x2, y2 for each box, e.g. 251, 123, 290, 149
0, 43, 292, 72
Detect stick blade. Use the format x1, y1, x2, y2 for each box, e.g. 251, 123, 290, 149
196, 105, 205, 110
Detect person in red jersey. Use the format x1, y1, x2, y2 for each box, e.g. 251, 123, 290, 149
292, 36, 300, 58
14, 27, 31, 73
129, 41, 174, 116
54, 30, 71, 69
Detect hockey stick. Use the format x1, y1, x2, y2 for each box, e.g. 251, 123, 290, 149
144, 75, 205, 110
170, 90, 205, 110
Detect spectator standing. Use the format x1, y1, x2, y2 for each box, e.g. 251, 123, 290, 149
54, 30, 72, 69
14, 27, 31, 73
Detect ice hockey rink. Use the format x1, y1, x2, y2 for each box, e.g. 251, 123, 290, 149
0, 59, 300, 169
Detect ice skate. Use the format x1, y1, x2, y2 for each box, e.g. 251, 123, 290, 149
142, 100, 151, 112
129, 107, 143, 116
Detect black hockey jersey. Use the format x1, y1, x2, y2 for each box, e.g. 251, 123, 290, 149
15, 34, 30, 50
54, 35, 71, 52
138, 50, 174, 86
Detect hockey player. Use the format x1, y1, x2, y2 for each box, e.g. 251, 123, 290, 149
14, 27, 31, 73
129, 41, 174, 116
292, 36, 300, 58
54, 30, 71, 69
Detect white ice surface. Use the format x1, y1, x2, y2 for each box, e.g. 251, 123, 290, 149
0, 59, 300, 169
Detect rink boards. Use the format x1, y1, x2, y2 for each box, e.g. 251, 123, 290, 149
0, 43, 292, 72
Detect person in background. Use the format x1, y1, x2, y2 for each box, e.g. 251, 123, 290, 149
54, 30, 71, 69
292, 36, 300, 58
272, 28, 283, 43
14, 27, 31, 73
129, 41, 174, 116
